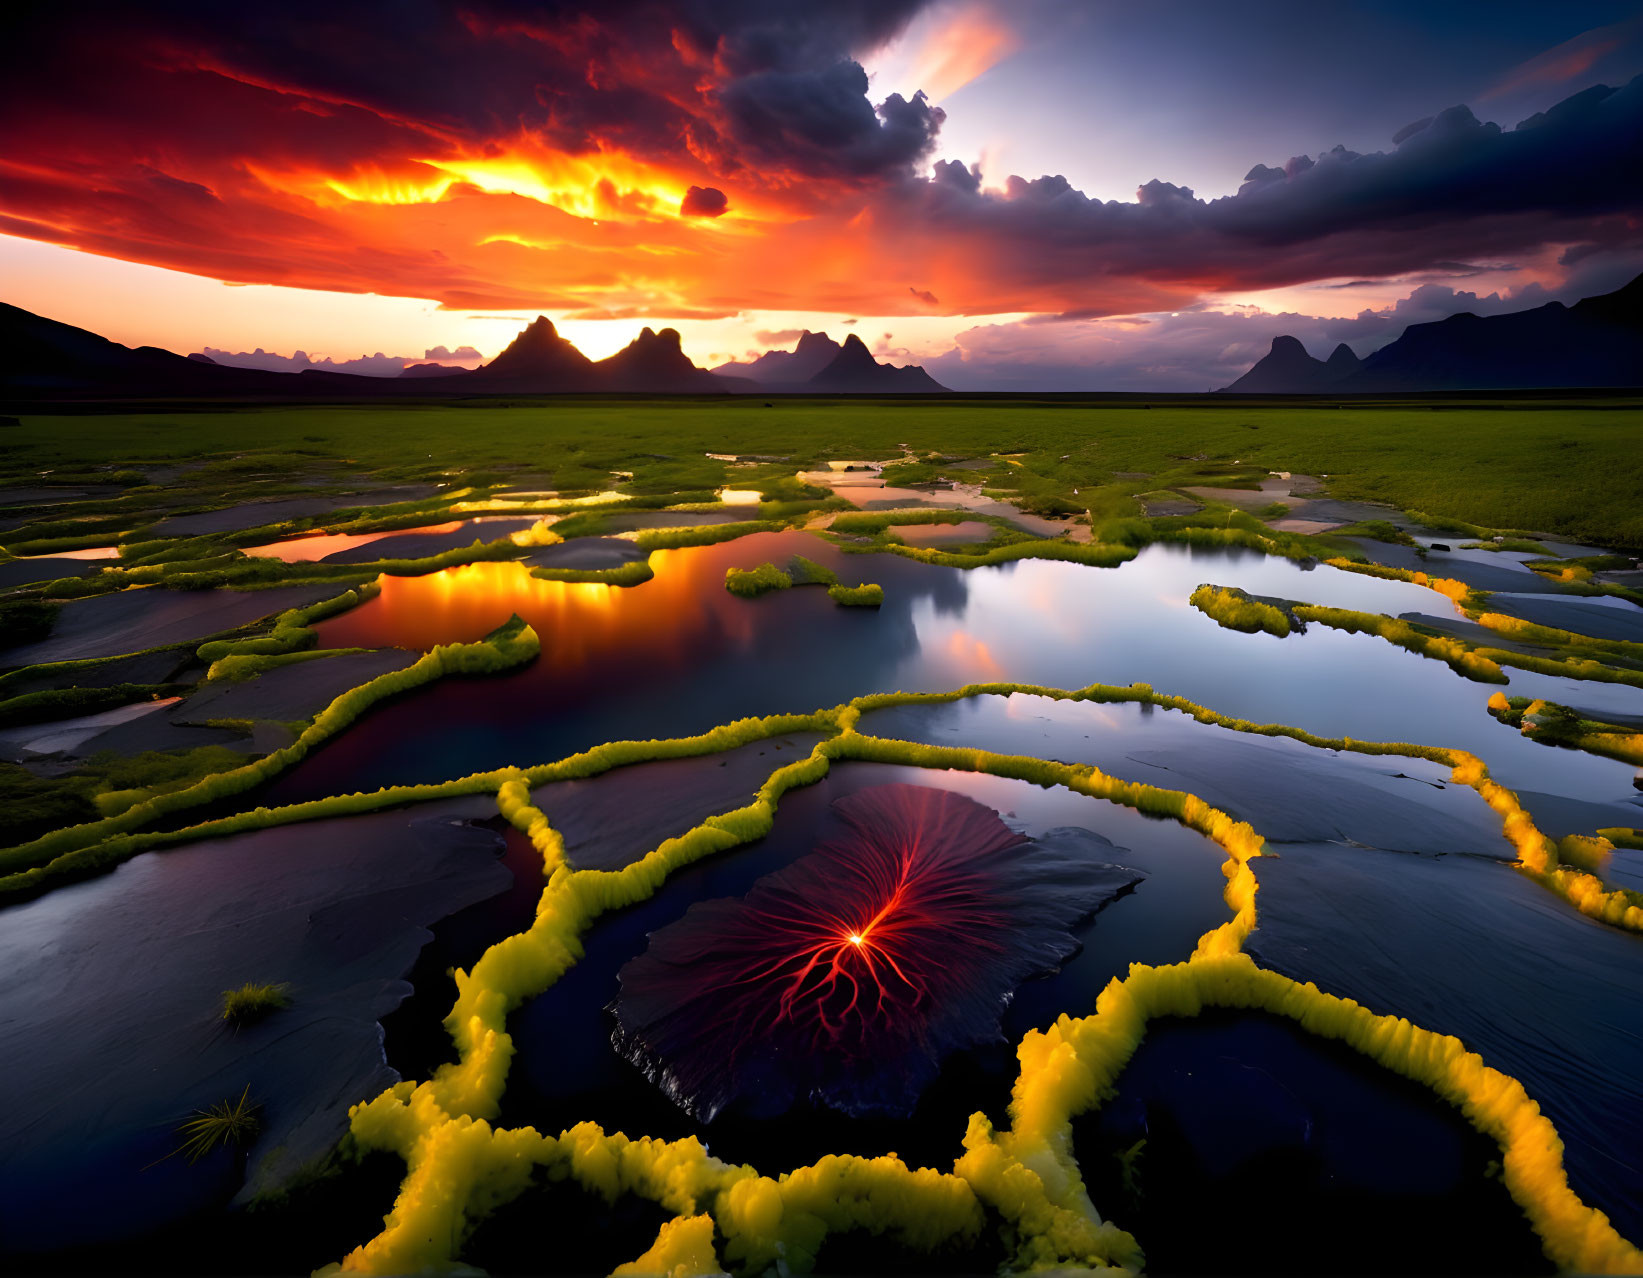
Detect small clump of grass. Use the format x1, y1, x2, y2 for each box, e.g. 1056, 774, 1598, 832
725, 562, 792, 597
176, 1086, 261, 1163
828, 582, 884, 607
222, 981, 291, 1027
1189, 583, 1292, 637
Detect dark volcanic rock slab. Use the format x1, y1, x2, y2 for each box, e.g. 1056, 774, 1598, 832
0, 583, 343, 666
0, 800, 507, 1253
523, 537, 648, 572
319, 518, 537, 564
1246, 840, 1643, 1242
172, 650, 419, 725
0, 557, 101, 589
533, 732, 828, 871
1483, 593, 1643, 643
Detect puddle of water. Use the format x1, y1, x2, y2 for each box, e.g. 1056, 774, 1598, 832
267, 537, 1640, 811
241, 522, 468, 562
26, 545, 121, 561
893, 520, 994, 545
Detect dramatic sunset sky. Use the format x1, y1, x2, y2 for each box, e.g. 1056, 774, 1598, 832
3, 0, 1641, 389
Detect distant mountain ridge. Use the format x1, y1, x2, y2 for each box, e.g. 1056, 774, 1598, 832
714, 330, 946, 392
714, 331, 843, 383
1222, 273, 1643, 393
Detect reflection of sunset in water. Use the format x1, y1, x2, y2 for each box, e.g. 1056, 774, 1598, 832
242, 522, 467, 562
316, 544, 771, 671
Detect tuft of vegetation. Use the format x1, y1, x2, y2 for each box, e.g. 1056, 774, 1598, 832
1463, 538, 1553, 555
0, 600, 60, 649
0, 761, 100, 849
0, 683, 170, 729
633, 520, 779, 551
1340, 519, 1418, 546
531, 559, 655, 587
827, 582, 884, 607
175, 1086, 261, 1163
1189, 584, 1292, 637
787, 555, 838, 586
222, 981, 292, 1027
724, 562, 793, 597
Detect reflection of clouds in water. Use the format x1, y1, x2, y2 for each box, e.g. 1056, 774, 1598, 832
942, 630, 1001, 678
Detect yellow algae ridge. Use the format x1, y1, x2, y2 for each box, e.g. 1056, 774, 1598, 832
6, 527, 1641, 1271
288, 681, 1640, 1276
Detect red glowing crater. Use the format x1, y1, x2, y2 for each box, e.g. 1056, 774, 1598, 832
612, 783, 1141, 1120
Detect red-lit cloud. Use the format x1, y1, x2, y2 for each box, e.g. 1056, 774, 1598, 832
0, 2, 1639, 326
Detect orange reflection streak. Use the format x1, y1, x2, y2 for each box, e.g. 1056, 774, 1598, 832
314, 539, 787, 670
240, 522, 466, 562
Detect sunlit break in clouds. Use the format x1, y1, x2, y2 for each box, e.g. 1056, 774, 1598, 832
612, 784, 1141, 1121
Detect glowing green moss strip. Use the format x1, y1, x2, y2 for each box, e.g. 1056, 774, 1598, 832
329, 694, 1639, 1275
0, 615, 540, 883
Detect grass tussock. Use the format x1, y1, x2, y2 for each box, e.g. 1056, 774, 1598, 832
827, 582, 884, 606
724, 562, 793, 597
176, 1086, 261, 1163
530, 559, 655, 587
222, 981, 291, 1026
1189, 584, 1291, 637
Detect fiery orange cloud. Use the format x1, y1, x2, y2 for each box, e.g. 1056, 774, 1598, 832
1, 3, 1635, 341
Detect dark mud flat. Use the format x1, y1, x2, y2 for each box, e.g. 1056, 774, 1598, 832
0, 582, 342, 666
173, 650, 418, 724
0, 557, 101, 588
1484, 592, 1643, 642
0, 698, 252, 760
534, 731, 829, 870
1346, 539, 1568, 595
0, 647, 197, 693
1508, 787, 1643, 841
0, 800, 506, 1257
0, 698, 208, 762
378, 734, 831, 1078
1077, 1013, 1550, 1275
1247, 841, 1643, 1242
523, 536, 648, 571
319, 517, 537, 564
148, 487, 442, 537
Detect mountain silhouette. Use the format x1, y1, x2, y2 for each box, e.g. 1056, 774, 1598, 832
594, 326, 723, 392
715, 331, 842, 383
465, 316, 598, 389
805, 333, 946, 392
1222, 335, 1351, 393
1221, 273, 1642, 393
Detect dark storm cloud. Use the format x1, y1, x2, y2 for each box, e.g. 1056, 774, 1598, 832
720, 64, 942, 178
887, 75, 1643, 304
680, 185, 729, 217
0, 1, 942, 185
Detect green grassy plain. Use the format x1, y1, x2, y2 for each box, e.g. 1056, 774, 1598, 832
3, 395, 1640, 544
